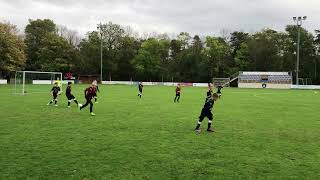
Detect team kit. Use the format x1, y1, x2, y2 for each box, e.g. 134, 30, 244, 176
47, 81, 223, 133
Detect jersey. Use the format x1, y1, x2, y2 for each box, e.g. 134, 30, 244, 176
55, 80, 61, 87
85, 87, 96, 99
207, 89, 213, 98
139, 84, 143, 92
51, 86, 61, 95
203, 98, 215, 112
176, 87, 181, 94
66, 86, 72, 96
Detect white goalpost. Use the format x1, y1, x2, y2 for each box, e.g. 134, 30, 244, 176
15, 71, 63, 95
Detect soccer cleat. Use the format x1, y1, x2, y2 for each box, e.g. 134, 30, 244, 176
95, 102, 99, 104
54, 104, 58, 107
68, 106, 71, 108
207, 128, 214, 133
47, 103, 50, 106
195, 129, 201, 134
90, 112, 96, 116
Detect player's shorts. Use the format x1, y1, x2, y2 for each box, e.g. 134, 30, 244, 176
85, 96, 93, 101
199, 109, 213, 120
53, 93, 58, 99
139, 89, 143, 93
176, 93, 180, 96
66, 94, 75, 100
93, 92, 97, 97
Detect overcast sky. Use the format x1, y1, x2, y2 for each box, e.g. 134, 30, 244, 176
1, 0, 319, 37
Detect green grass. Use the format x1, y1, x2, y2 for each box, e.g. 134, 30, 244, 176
0, 85, 320, 179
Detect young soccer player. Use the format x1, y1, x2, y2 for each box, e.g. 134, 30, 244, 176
66, 82, 80, 108
79, 82, 97, 116
138, 82, 143, 98
92, 80, 100, 103
174, 84, 181, 103
47, 82, 61, 106
195, 93, 219, 133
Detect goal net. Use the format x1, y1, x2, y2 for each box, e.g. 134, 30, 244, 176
15, 71, 63, 95
213, 78, 231, 87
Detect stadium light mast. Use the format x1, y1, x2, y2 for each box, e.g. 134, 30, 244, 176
97, 23, 103, 83
293, 16, 307, 85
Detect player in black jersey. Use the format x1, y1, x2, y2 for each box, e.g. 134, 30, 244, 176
66, 82, 80, 108
47, 82, 61, 106
195, 93, 219, 133
138, 82, 143, 98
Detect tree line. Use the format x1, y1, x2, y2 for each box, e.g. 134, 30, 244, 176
1, 19, 320, 84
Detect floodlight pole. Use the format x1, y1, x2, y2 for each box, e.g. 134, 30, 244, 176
293, 16, 307, 85
98, 23, 103, 83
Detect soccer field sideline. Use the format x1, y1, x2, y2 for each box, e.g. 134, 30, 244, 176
0, 85, 320, 179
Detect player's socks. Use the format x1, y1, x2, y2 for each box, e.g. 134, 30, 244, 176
68, 102, 71, 106
207, 121, 213, 132
74, 100, 78, 104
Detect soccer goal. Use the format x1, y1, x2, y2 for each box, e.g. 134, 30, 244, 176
213, 78, 231, 87
15, 71, 63, 95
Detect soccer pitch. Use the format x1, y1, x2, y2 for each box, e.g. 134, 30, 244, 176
0, 85, 319, 179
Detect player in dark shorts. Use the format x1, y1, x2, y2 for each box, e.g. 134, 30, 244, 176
80, 82, 97, 116
216, 85, 223, 98
47, 82, 61, 106
66, 82, 80, 108
138, 82, 143, 98
174, 84, 181, 103
195, 93, 219, 133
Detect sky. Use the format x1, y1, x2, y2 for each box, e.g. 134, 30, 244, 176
0, 0, 319, 37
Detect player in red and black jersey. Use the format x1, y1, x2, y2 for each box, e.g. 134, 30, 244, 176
47, 82, 61, 106
174, 84, 181, 103
91, 80, 100, 103
138, 82, 143, 98
66, 82, 80, 108
80, 82, 97, 116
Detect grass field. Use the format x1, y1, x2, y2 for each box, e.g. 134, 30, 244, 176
0, 84, 320, 179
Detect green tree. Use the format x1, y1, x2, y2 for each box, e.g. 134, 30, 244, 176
0, 22, 26, 79
24, 19, 79, 72
286, 25, 315, 82
78, 31, 101, 75
203, 36, 231, 78
25, 19, 56, 70
131, 38, 169, 81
